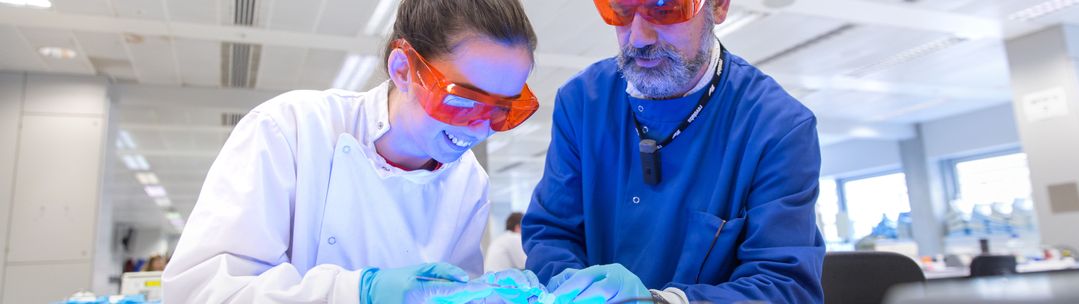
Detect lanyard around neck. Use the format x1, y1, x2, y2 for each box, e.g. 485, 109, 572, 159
629, 45, 727, 150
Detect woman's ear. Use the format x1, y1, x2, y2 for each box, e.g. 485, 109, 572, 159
713, 0, 730, 24
387, 49, 410, 94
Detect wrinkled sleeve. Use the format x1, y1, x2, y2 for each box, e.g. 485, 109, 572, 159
521, 89, 588, 284
162, 111, 361, 304
667, 117, 826, 304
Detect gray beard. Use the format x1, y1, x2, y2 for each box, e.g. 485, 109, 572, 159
617, 38, 712, 99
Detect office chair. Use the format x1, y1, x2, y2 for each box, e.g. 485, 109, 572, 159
822, 251, 926, 304
968, 254, 1017, 278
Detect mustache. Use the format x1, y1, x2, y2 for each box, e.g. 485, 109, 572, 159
620, 44, 681, 62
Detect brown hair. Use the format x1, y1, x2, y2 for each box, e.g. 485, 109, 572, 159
383, 0, 538, 73
505, 212, 524, 231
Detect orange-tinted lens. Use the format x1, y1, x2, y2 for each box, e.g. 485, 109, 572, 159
593, 0, 700, 26
395, 39, 538, 131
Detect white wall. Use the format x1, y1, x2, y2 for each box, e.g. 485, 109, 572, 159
820, 139, 902, 178
0, 72, 110, 303
0, 72, 24, 297
1005, 25, 1079, 250
922, 104, 1021, 160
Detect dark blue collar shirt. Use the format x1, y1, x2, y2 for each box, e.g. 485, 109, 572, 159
522, 46, 826, 303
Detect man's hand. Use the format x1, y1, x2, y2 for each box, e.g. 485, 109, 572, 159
548, 264, 651, 303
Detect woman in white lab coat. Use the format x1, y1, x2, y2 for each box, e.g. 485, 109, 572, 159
162, 0, 541, 303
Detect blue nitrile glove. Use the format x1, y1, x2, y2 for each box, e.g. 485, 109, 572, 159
549, 264, 651, 304
473, 269, 546, 303
359, 263, 493, 304
545, 268, 579, 292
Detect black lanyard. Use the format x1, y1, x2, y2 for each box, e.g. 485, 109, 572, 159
632, 45, 727, 185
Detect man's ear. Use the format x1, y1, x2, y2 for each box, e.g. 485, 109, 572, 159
387, 49, 410, 94
713, 0, 730, 24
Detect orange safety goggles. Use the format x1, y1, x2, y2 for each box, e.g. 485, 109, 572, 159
593, 0, 705, 26
393, 39, 539, 132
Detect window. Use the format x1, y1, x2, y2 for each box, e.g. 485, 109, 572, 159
948, 152, 1035, 236
841, 172, 911, 240
816, 179, 843, 243
953, 153, 1031, 207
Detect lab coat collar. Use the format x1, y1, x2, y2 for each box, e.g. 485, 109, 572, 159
357, 81, 457, 184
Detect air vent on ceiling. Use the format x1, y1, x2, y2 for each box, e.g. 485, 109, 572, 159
754, 24, 856, 67
221, 112, 246, 127
221, 0, 262, 88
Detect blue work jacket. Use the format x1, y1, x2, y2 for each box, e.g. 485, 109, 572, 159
522, 49, 825, 303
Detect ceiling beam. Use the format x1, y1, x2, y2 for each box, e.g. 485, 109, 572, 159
0, 7, 385, 53
768, 73, 1012, 101
736, 0, 1003, 39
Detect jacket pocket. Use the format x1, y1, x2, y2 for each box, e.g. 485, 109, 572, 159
671, 211, 746, 284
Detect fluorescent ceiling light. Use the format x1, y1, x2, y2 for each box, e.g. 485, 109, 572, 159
1008, 0, 1079, 21
144, 185, 168, 198
135, 172, 159, 185
166, 211, 185, 231
121, 154, 150, 171
332, 55, 378, 91
133, 155, 150, 170
0, 0, 51, 8
154, 198, 172, 208
38, 46, 76, 59
364, 0, 399, 36
714, 10, 766, 39
116, 130, 137, 150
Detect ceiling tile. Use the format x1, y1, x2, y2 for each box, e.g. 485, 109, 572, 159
174, 39, 220, 87
126, 34, 180, 85
0, 25, 46, 71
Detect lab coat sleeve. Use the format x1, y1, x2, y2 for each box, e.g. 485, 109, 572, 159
449, 180, 491, 277
666, 117, 826, 304
162, 111, 362, 304
521, 89, 588, 284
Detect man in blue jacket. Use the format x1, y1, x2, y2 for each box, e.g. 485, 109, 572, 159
522, 0, 825, 303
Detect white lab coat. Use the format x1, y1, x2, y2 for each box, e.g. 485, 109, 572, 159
162, 82, 491, 303
483, 231, 526, 272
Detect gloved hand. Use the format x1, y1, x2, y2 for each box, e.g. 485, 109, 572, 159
548, 264, 651, 304
359, 263, 492, 304
545, 268, 579, 292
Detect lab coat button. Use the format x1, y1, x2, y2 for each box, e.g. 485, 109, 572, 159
343, 146, 351, 153
377, 122, 385, 130
328, 237, 336, 245
632, 196, 640, 204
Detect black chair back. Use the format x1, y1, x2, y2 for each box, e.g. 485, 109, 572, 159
822, 251, 926, 304
969, 255, 1017, 278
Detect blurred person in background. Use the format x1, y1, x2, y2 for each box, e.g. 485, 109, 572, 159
485, 212, 528, 271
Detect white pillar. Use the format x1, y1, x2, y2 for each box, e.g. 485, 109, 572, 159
0, 72, 111, 303
1004, 25, 1079, 250
899, 126, 947, 255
